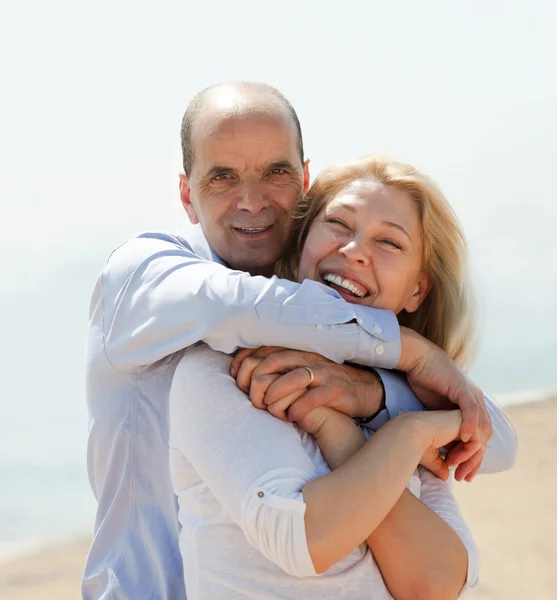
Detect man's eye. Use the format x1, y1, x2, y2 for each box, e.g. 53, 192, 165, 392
269, 168, 288, 176
213, 173, 231, 181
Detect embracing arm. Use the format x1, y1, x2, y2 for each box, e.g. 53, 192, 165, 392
370, 370, 517, 474
308, 412, 470, 599
169, 346, 460, 578
96, 231, 399, 372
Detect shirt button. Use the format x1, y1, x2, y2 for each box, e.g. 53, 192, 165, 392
257, 491, 265, 498
373, 324, 383, 335
315, 324, 324, 330
376, 345, 385, 355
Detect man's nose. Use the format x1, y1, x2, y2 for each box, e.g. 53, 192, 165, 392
236, 180, 269, 213
338, 239, 371, 266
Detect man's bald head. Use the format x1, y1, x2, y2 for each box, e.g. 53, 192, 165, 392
180, 82, 304, 176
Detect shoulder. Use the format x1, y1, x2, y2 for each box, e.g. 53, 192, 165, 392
96, 231, 194, 294
104, 231, 193, 274
171, 345, 235, 410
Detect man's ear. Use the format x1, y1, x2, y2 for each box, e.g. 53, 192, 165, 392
303, 159, 311, 194
404, 273, 432, 313
179, 174, 199, 224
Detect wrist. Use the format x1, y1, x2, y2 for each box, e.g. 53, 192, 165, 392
298, 406, 345, 437
355, 368, 386, 422
397, 327, 428, 373
312, 409, 354, 441
343, 364, 385, 420
392, 412, 431, 453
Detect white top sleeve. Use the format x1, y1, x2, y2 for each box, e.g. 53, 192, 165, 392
169, 345, 320, 578
480, 393, 518, 473
96, 232, 400, 372
417, 467, 480, 597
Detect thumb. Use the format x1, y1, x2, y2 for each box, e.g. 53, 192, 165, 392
421, 450, 450, 480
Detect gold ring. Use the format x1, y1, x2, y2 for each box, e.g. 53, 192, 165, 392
303, 366, 315, 387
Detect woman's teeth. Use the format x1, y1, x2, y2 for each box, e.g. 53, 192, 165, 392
322, 273, 367, 297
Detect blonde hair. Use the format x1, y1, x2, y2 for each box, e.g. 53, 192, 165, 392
277, 156, 477, 368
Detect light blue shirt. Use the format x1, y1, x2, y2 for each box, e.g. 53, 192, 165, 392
83, 223, 517, 599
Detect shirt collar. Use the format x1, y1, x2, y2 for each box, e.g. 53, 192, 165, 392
179, 220, 226, 266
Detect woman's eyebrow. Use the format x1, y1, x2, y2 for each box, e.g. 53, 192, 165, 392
382, 220, 411, 240
330, 201, 356, 212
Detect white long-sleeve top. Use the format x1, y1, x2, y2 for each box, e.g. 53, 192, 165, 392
84, 223, 514, 599
169, 345, 480, 600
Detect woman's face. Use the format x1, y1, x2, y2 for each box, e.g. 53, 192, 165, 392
297, 180, 430, 314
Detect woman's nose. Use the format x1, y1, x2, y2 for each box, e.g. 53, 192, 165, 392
338, 239, 371, 266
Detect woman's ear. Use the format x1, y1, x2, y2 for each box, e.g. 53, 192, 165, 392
404, 273, 432, 313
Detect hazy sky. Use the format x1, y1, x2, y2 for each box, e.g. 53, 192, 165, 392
2, 0, 556, 393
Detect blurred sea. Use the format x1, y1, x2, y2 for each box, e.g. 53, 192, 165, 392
1, 238, 556, 563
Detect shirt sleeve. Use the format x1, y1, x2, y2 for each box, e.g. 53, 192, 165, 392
95, 231, 400, 373
169, 344, 321, 578
361, 370, 518, 474
478, 393, 518, 473
417, 467, 480, 597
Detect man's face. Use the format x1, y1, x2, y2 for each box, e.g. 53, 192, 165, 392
180, 111, 310, 275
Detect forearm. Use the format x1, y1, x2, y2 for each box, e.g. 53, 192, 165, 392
364, 369, 518, 475
100, 232, 400, 371
367, 490, 468, 600
311, 414, 467, 599
309, 412, 366, 470
302, 414, 425, 573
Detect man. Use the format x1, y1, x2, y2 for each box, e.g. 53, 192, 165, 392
83, 82, 516, 599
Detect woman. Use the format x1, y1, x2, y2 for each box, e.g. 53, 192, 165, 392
169, 156, 485, 599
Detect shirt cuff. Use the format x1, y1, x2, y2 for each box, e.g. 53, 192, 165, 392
242, 473, 317, 578
357, 368, 425, 431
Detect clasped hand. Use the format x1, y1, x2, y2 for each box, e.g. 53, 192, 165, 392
230, 344, 492, 482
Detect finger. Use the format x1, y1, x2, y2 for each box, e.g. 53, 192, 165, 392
287, 388, 336, 422
446, 438, 482, 467
230, 348, 258, 379
252, 350, 320, 378
464, 460, 483, 482
478, 400, 493, 442
249, 373, 281, 409
422, 452, 450, 481
454, 449, 484, 482
230, 346, 282, 379
457, 386, 480, 443
267, 390, 306, 421
235, 355, 264, 393
263, 368, 318, 406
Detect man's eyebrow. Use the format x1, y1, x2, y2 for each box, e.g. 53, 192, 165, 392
267, 160, 297, 171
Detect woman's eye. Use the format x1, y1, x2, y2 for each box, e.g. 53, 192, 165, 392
379, 239, 402, 250
325, 218, 351, 229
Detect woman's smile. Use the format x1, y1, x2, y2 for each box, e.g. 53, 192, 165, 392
298, 180, 429, 315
